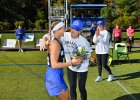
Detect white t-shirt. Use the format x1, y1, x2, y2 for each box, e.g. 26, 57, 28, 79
61, 32, 92, 72
93, 30, 110, 54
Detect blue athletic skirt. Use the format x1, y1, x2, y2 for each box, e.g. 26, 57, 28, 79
17, 36, 24, 40
44, 67, 68, 96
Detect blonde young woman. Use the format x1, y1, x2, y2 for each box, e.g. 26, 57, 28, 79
44, 21, 82, 100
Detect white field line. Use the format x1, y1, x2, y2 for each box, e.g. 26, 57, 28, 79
115, 81, 138, 100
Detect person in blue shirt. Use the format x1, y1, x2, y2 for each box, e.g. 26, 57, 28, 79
44, 21, 82, 100
90, 22, 96, 44
15, 25, 25, 52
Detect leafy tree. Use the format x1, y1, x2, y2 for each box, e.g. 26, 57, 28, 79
14, 21, 25, 28
112, 0, 140, 28
101, 0, 140, 29
36, 10, 45, 20
35, 19, 47, 30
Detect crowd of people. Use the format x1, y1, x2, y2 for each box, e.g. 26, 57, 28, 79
38, 20, 135, 100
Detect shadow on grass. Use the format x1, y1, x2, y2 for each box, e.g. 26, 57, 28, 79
114, 93, 140, 100
114, 71, 140, 80
111, 59, 140, 66
131, 49, 140, 53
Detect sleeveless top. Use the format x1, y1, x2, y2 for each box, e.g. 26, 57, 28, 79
48, 38, 65, 67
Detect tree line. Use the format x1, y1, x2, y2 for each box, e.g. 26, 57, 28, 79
0, 0, 140, 31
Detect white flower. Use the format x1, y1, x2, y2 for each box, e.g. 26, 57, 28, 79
70, 46, 89, 69
70, 46, 89, 59
78, 46, 83, 53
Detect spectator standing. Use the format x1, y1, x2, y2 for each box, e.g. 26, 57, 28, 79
93, 21, 114, 82
126, 25, 135, 52
112, 25, 122, 43
15, 25, 25, 52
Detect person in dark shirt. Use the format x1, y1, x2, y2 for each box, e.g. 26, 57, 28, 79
90, 22, 96, 44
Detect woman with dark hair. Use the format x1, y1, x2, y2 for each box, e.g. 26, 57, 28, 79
112, 25, 122, 44
126, 25, 135, 52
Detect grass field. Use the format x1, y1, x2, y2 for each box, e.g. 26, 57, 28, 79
0, 48, 140, 100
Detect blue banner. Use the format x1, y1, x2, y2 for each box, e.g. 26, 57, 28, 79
71, 17, 105, 27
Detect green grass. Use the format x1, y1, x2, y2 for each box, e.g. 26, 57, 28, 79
0, 49, 140, 100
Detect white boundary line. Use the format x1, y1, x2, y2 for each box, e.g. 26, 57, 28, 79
115, 81, 138, 100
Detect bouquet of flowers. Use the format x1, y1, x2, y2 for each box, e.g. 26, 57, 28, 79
70, 46, 89, 69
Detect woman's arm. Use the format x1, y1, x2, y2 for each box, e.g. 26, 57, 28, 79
93, 28, 100, 44
50, 40, 82, 69
40, 34, 50, 51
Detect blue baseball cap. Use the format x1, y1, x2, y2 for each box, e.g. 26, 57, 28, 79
97, 21, 105, 26
70, 20, 83, 31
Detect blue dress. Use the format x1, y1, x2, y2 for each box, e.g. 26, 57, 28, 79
45, 38, 68, 96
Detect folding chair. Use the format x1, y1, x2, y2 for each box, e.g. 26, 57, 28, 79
115, 43, 129, 63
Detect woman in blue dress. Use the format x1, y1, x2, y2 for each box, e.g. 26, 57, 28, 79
45, 21, 82, 100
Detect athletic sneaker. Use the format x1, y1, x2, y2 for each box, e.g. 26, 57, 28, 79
95, 76, 102, 82
107, 75, 114, 82
20, 48, 24, 52
18, 48, 24, 52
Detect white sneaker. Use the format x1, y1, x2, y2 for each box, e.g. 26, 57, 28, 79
18, 49, 21, 52
107, 75, 114, 82
20, 48, 24, 52
95, 76, 102, 82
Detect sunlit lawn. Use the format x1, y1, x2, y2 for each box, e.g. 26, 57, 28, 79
0, 49, 139, 100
